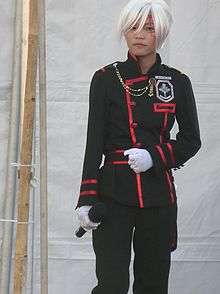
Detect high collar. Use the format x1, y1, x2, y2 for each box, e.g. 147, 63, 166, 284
126, 51, 162, 76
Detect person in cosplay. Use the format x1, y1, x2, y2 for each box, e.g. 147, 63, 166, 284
75, 0, 201, 293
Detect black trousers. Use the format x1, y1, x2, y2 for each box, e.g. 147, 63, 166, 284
92, 198, 177, 294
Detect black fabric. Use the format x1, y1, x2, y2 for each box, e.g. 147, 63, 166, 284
91, 198, 176, 294
76, 52, 201, 209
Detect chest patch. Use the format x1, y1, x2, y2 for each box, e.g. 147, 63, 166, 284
156, 80, 174, 102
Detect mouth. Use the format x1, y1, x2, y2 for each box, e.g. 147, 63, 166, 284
133, 44, 147, 47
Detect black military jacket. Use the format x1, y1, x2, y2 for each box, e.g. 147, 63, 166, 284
76, 52, 201, 210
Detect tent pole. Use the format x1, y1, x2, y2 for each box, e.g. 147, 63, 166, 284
38, 0, 48, 293
0, 0, 22, 293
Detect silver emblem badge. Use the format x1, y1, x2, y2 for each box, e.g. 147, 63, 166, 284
156, 80, 174, 102
155, 76, 172, 80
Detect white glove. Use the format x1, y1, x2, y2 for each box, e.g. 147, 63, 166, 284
124, 148, 153, 174
76, 205, 100, 231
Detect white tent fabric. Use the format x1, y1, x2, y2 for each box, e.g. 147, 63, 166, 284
0, 0, 220, 293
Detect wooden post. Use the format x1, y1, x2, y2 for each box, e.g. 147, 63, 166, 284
13, 1, 38, 293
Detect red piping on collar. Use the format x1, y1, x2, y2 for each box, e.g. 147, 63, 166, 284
128, 51, 143, 74
128, 50, 160, 75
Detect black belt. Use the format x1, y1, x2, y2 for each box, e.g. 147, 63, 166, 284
104, 150, 128, 165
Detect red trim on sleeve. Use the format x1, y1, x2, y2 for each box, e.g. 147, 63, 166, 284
155, 145, 167, 167
154, 107, 176, 205
166, 143, 176, 166
81, 179, 98, 185
155, 146, 175, 205
80, 190, 97, 196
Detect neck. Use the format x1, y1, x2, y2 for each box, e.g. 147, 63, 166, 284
137, 52, 157, 74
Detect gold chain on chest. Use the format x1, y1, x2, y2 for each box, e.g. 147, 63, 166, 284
113, 63, 155, 97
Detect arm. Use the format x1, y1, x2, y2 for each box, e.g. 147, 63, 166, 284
147, 74, 201, 177
76, 70, 107, 208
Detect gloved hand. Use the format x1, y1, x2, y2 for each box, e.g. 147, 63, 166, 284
76, 205, 100, 231
124, 148, 153, 173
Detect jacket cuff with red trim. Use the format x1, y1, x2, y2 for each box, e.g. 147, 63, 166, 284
75, 178, 99, 209
147, 143, 184, 178
147, 146, 166, 179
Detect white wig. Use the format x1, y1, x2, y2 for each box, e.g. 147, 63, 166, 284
118, 0, 173, 49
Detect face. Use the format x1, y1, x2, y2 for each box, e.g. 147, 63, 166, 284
124, 16, 156, 58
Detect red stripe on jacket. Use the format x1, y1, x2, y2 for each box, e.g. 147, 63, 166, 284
166, 143, 176, 166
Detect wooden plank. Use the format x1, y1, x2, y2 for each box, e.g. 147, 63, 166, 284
13, 1, 38, 293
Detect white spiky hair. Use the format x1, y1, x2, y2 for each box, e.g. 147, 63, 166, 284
118, 0, 173, 49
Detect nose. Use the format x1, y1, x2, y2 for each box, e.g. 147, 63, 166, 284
134, 29, 145, 39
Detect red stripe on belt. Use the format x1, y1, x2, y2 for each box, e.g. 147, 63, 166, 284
105, 150, 145, 208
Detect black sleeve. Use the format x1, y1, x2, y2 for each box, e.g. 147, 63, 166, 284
147, 74, 201, 177
75, 70, 107, 208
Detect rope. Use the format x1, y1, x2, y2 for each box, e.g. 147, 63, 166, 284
0, 219, 34, 224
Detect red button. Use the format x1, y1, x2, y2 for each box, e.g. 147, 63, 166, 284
131, 122, 138, 128
130, 101, 136, 107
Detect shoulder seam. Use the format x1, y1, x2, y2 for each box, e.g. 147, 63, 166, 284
97, 62, 118, 73
162, 64, 185, 75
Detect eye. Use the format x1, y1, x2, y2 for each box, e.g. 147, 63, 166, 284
145, 26, 155, 32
